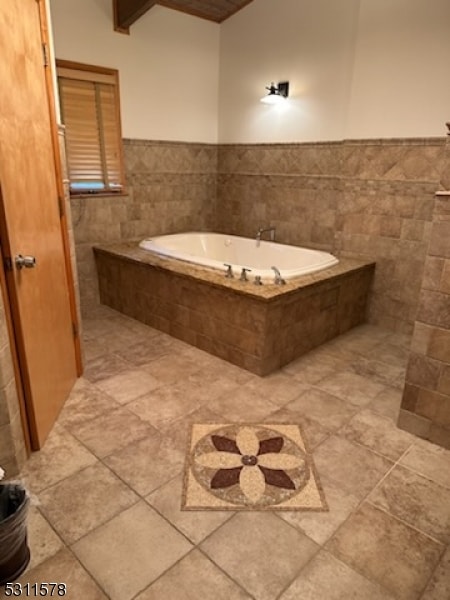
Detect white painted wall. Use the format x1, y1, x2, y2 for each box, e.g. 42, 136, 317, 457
50, 0, 450, 144
218, 0, 450, 142
346, 0, 450, 138
218, 0, 360, 143
50, 0, 220, 142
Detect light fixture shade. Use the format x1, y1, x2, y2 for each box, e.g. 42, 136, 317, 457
261, 81, 289, 104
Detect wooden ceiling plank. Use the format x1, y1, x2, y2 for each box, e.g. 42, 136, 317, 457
217, 0, 254, 22
113, 0, 255, 31
157, 0, 254, 23
113, 0, 158, 32
157, 0, 218, 22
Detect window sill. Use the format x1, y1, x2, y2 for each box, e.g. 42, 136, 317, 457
70, 191, 128, 199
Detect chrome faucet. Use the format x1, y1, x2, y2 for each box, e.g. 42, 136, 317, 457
256, 226, 276, 247
240, 267, 252, 281
271, 266, 286, 285
224, 263, 234, 278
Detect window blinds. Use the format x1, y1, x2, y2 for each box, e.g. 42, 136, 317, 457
57, 64, 124, 194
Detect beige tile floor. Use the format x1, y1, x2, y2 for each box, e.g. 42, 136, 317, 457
3, 306, 450, 599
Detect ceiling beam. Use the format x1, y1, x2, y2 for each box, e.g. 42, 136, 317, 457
113, 0, 157, 33
157, 0, 254, 23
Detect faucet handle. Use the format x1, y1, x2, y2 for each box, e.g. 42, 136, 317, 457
240, 267, 252, 281
254, 275, 263, 285
224, 263, 234, 278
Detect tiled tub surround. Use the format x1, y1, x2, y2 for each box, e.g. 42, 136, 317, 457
398, 193, 450, 449
72, 139, 217, 312
216, 137, 449, 333
72, 136, 449, 336
94, 243, 374, 376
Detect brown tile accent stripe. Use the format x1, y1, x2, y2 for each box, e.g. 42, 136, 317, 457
182, 423, 327, 511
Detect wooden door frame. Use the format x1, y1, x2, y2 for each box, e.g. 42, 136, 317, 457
37, 0, 83, 375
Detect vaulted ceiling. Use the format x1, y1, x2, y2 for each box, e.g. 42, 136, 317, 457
113, 0, 254, 32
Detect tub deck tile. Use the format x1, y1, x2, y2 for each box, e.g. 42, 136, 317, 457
94, 243, 375, 376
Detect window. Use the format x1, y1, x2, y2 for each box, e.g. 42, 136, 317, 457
56, 60, 125, 195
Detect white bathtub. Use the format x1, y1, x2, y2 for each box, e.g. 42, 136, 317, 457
139, 232, 338, 282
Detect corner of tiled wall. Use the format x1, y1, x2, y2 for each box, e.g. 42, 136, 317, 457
72, 139, 218, 315
216, 137, 447, 335
398, 192, 450, 448
0, 289, 27, 477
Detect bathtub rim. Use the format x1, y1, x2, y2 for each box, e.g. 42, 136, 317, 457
138, 231, 339, 281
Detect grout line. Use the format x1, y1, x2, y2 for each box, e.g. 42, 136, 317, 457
321, 545, 402, 599
25, 458, 97, 498
28, 506, 66, 567
394, 456, 450, 492
330, 426, 409, 464
347, 442, 413, 508
416, 544, 448, 600
321, 440, 449, 548
126, 547, 199, 600
364, 501, 447, 548
271, 508, 321, 544
193, 511, 240, 548
123, 512, 260, 598
64, 546, 112, 598
273, 544, 322, 600
274, 547, 397, 600
315, 493, 413, 600
195, 547, 258, 600
143, 480, 236, 549
63, 479, 186, 548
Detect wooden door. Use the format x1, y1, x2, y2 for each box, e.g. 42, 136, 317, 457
0, 0, 78, 448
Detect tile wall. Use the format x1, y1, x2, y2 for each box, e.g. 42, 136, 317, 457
0, 286, 27, 476
72, 137, 449, 334
72, 137, 450, 448
59, 126, 83, 347
216, 138, 450, 333
398, 193, 450, 448
72, 139, 217, 312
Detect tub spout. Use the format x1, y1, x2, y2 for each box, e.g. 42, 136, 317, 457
271, 266, 286, 285
256, 226, 276, 247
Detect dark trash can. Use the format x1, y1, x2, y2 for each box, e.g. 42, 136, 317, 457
0, 483, 30, 586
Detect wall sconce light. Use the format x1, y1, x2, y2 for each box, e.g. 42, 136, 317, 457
260, 81, 290, 104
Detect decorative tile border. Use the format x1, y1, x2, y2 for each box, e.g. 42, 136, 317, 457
182, 423, 328, 511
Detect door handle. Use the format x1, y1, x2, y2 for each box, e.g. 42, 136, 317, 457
15, 254, 36, 270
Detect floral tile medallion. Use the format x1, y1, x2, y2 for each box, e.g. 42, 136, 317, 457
182, 424, 328, 511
